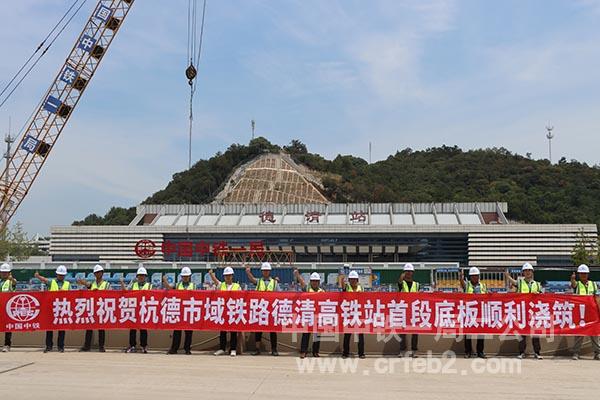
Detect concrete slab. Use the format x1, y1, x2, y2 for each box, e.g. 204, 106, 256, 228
0, 348, 598, 399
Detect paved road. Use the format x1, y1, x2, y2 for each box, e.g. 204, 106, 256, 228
0, 348, 599, 399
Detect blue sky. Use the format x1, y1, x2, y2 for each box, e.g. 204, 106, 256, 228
1, 0, 600, 235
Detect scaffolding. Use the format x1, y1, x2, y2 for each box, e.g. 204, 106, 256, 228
215, 249, 295, 268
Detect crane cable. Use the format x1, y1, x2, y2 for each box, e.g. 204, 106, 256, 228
186, 0, 207, 166
184, 0, 207, 230
0, 0, 88, 110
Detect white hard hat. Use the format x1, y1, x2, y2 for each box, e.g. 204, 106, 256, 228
343, 263, 351, 268
309, 272, 321, 281
577, 264, 590, 274
468, 267, 480, 276
521, 262, 534, 271
93, 264, 104, 273
180, 267, 192, 276
55, 265, 68, 275
136, 267, 148, 275
348, 270, 359, 279
403, 263, 415, 272
223, 266, 234, 275
261, 262, 272, 271
0, 263, 11, 272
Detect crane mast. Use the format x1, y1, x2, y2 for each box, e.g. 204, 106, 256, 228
0, 0, 135, 230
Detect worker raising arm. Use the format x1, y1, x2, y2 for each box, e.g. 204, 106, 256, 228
209, 267, 240, 356
35, 266, 71, 353
505, 263, 543, 359
570, 264, 600, 360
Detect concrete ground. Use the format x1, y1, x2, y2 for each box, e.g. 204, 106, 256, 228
0, 348, 599, 399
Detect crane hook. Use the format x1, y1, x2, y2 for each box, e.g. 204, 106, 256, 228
185, 64, 197, 86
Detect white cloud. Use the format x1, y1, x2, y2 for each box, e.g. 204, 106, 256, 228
245, 0, 457, 104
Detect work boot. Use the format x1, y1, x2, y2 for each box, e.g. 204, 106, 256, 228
477, 353, 487, 359
43, 347, 52, 353
271, 350, 279, 356
167, 349, 177, 355
185, 350, 192, 355
78, 347, 90, 352
58, 348, 64, 353
312, 352, 320, 358
98, 347, 106, 353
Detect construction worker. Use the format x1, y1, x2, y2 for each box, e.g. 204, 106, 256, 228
294, 269, 324, 358
1, 263, 17, 352
121, 266, 152, 353
505, 262, 543, 359
570, 264, 600, 360
77, 264, 110, 352
397, 263, 419, 358
35, 266, 71, 353
209, 266, 240, 356
459, 267, 487, 358
338, 270, 366, 359
164, 267, 195, 355
246, 262, 280, 356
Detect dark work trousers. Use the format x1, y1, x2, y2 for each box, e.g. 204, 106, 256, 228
219, 331, 238, 352
170, 330, 193, 352
129, 329, 148, 347
83, 330, 105, 349
464, 335, 484, 355
301, 333, 321, 355
4, 332, 11, 347
45, 331, 65, 349
255, 332, 277, 351
518, 336, 541, 355
343, 333, 365, 356
399, 334, 419, 352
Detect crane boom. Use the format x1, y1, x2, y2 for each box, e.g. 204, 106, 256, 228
0, 0, 135, 230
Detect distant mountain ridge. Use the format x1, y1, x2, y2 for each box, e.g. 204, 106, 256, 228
72, 137, 600, 227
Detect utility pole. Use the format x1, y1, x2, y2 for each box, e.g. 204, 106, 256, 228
369, 141, 372, 164
251, 119, 255, 140
545, 125, 554, 163
4, 117, 15, 189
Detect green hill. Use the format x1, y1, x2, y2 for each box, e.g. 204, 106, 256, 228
72, 137, 600, 227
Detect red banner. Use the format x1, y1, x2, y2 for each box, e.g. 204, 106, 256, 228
1, 290, 599, 336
